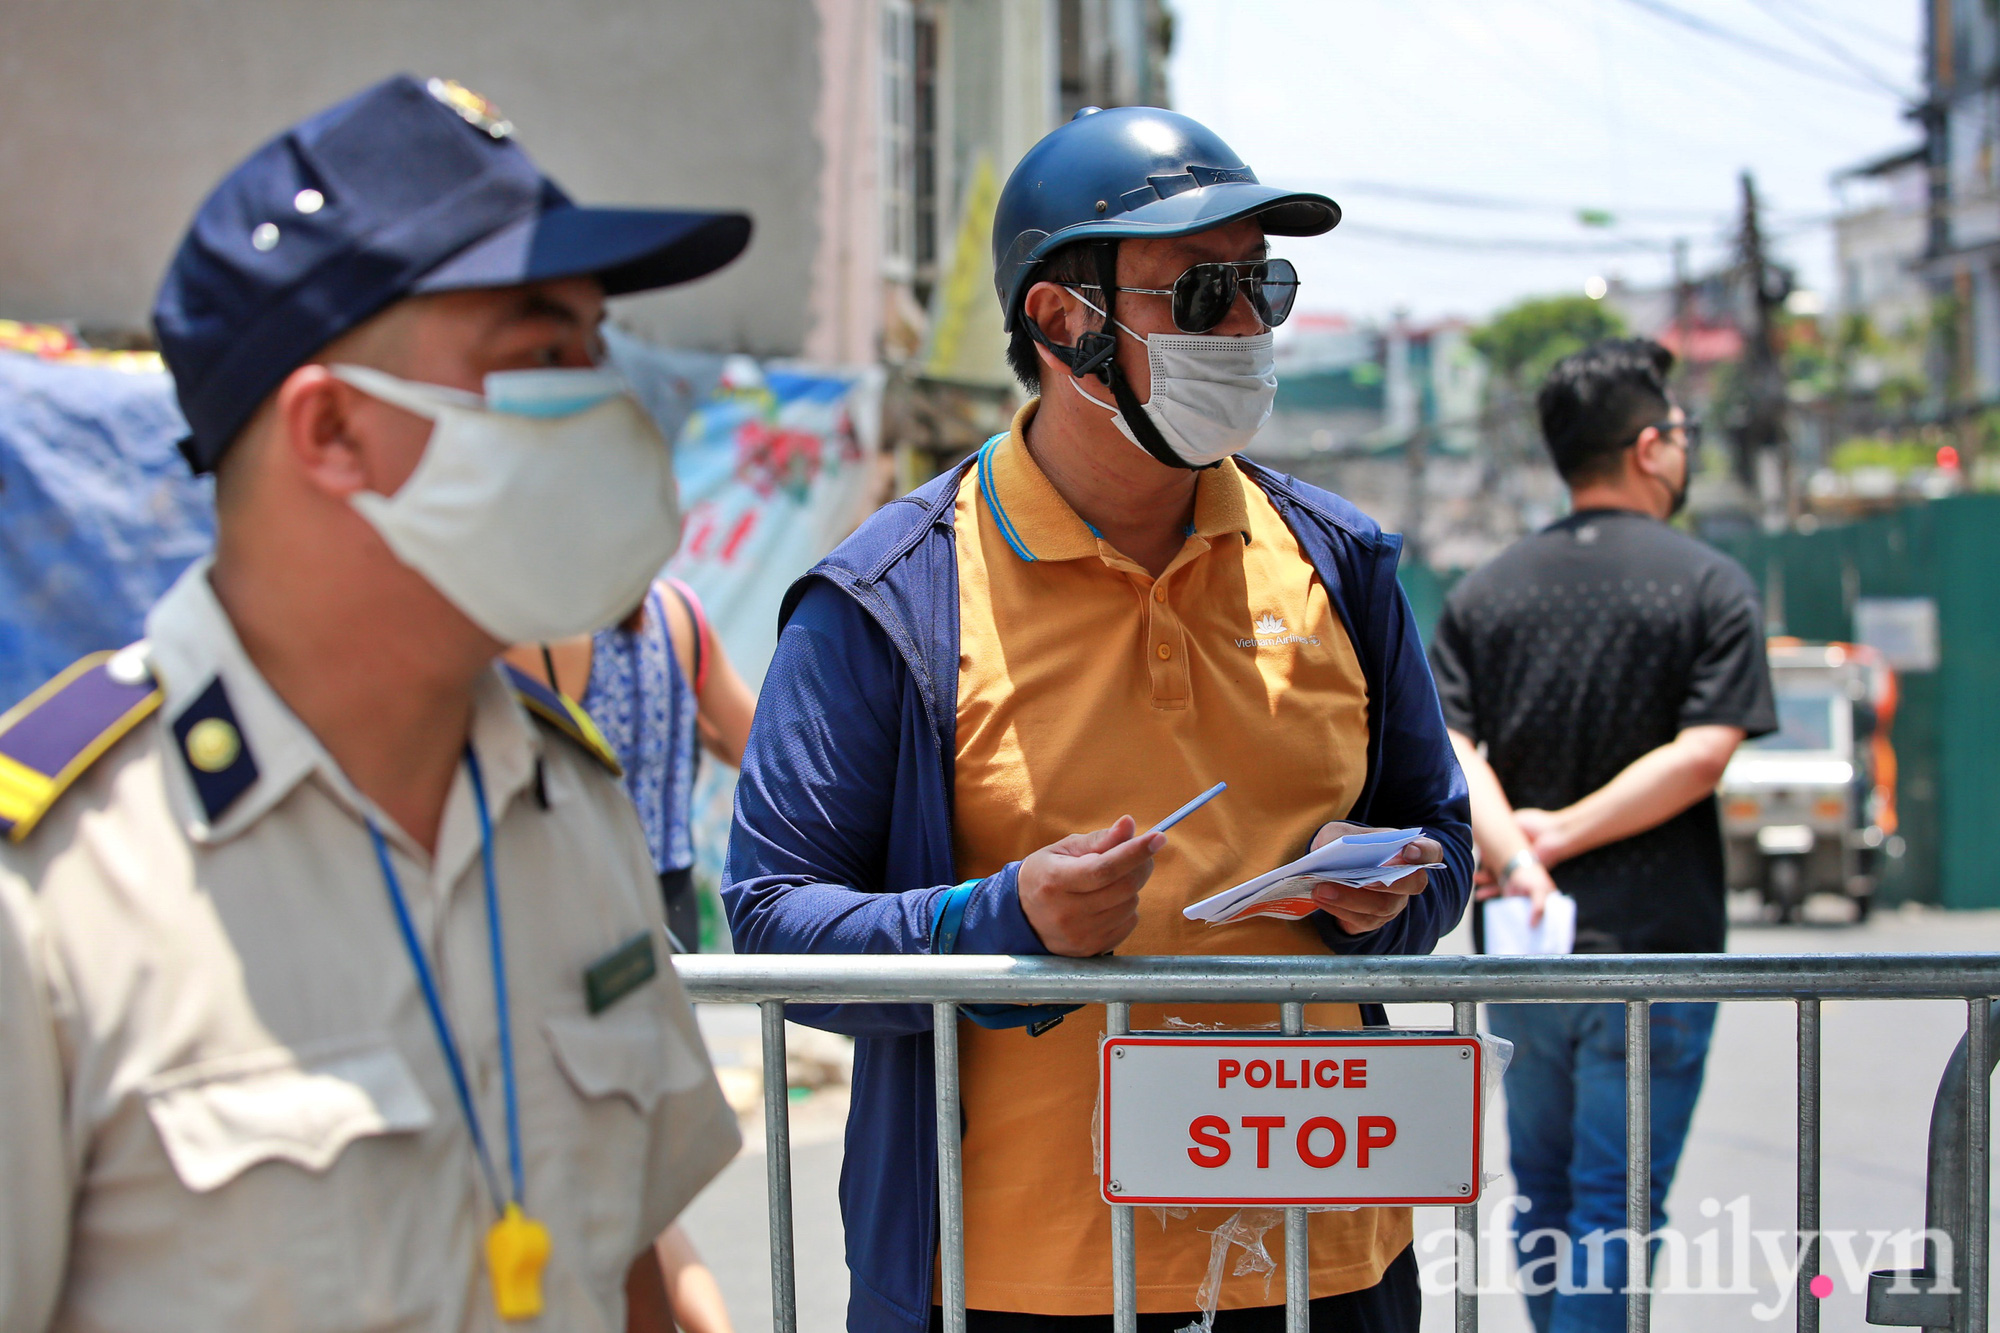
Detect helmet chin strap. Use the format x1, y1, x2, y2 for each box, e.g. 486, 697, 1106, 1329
1026, 240, 1202, 472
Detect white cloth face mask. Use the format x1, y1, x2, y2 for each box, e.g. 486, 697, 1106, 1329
329, 363, 682, 643
1068, 291, 1278, 468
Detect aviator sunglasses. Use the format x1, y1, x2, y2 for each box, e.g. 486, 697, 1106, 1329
1072, 257, 1301, 334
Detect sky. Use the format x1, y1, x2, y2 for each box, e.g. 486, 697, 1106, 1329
1165, 0, 1925, 325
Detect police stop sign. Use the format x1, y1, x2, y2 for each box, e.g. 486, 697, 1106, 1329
1099, 1034, 1482, 1207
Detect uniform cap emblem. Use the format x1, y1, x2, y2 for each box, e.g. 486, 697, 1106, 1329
426, 78, 514, 139
185, 718, 243, 773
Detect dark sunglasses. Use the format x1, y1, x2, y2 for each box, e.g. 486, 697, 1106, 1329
1639, 417, 1703, 449
1075, 257, 1300, 334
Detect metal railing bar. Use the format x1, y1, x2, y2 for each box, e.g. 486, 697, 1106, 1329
1968, 998, 1990, 1333
1109, 1001, 1136, 1333
935, 1002, 967, 1333
677, 954, 2000, 1006
1455, 1000, 1479, 1333
1628, 999, 1652, 1333
706, 965, 2000, 1333
759, 1001, 798, 1333
1282, 1001, 1309, 1333
1799, 998, 1821, 1333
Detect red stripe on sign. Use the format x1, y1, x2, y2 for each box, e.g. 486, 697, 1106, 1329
719, 510, 758, 563
683, 504, 718, 558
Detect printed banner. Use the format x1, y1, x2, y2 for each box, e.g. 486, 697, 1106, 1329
643, 353, 887, 903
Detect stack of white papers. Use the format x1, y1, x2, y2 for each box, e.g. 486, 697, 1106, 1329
1480, 893, 1577, 955
1183, 828, 1427, 926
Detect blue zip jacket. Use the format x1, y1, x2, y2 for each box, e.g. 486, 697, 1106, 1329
724, 454, 1472, 1333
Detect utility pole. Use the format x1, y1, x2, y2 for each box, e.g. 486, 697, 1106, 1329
1403, 422, 1428, 570
1673, 237, 1693, 357
1672, 236, 1696, 445
1386, 314, 1427, 566
1736, 171, 1791, 527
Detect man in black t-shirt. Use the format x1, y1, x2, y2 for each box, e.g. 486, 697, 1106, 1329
1428, 339, 1775, 1333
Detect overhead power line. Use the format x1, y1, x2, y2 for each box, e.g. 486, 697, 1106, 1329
1322, 180, 1726, 224
1609, 0, 1905, 98
1335, 222, 1690, 255
1757, 0, 1916, 56
1744, 0, 1918, 98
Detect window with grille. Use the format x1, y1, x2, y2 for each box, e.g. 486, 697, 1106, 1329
881, 0, 939, 291
881, 0, 915, 281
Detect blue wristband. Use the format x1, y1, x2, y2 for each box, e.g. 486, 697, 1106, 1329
931, 879, 979, 955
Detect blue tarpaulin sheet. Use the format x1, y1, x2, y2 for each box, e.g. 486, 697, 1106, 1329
0, 355, 212, 710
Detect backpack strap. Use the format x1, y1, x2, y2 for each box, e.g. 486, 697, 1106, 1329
662, 578, 709, 695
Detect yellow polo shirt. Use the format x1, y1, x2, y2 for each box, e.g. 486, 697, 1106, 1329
951, 402, 1410, 1314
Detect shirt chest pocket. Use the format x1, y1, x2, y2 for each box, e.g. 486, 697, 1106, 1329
144, 1040, 433, 1192
541, 999, 711, 1111
136, 1041, 441, 1331
540, 1001, 717, 1286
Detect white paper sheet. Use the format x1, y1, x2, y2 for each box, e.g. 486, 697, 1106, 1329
1183, 828, 1427, 925
1480, 892, 1577, 956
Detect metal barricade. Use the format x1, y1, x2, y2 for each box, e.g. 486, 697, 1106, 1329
677, 952, 2000, 1333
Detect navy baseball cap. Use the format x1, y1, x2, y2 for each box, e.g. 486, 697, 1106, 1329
154, 74, 753, 472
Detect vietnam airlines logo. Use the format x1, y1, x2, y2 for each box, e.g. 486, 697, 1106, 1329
1237, 612, 1320, 650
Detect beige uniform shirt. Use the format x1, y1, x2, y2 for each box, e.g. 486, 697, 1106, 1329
0, 563, 739, 1333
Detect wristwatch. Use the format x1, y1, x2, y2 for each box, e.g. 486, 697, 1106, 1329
1500, 846, 1541, 888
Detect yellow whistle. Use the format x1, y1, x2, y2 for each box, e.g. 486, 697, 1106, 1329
486, 1203, 551, 1321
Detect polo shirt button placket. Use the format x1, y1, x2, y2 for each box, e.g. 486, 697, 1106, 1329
1146, 581, 1187, 707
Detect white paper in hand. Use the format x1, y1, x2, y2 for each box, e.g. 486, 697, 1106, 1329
1184, 828, 1427, 926
1480, 892, 1576, 955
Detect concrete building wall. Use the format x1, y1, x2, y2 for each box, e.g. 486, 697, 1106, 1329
1923, 0, 2000, 411
803, 0, 1061, 370
804, 0, 886, 366
0, 0, 821, 354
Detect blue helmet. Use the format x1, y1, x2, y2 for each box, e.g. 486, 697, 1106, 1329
992, 105, 1339, 333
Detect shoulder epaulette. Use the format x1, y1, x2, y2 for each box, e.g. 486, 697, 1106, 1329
501, 663, 623, 778
0, 650, 162, 842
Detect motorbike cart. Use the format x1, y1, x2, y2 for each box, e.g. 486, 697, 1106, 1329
1718, 640, 1899, 923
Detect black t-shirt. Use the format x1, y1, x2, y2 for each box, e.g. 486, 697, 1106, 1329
1428, 509, 1777, 953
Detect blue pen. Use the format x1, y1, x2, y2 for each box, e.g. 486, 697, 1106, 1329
1150, 781, 1227, 835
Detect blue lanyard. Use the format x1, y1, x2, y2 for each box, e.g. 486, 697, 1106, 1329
366, 748, 523, 1216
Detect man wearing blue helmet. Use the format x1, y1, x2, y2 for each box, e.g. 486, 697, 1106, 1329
0, 76, 748, 1330
727, 107, 1471, 1331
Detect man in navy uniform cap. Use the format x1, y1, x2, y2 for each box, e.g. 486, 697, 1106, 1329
0, 75, 747, 1331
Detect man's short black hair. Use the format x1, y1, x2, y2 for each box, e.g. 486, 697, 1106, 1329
1005, 241, 1107, 394
1536, 337, 1676, 485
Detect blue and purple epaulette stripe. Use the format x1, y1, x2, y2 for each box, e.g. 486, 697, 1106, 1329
0, 653, 161, 842
500, 663, 622, 778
